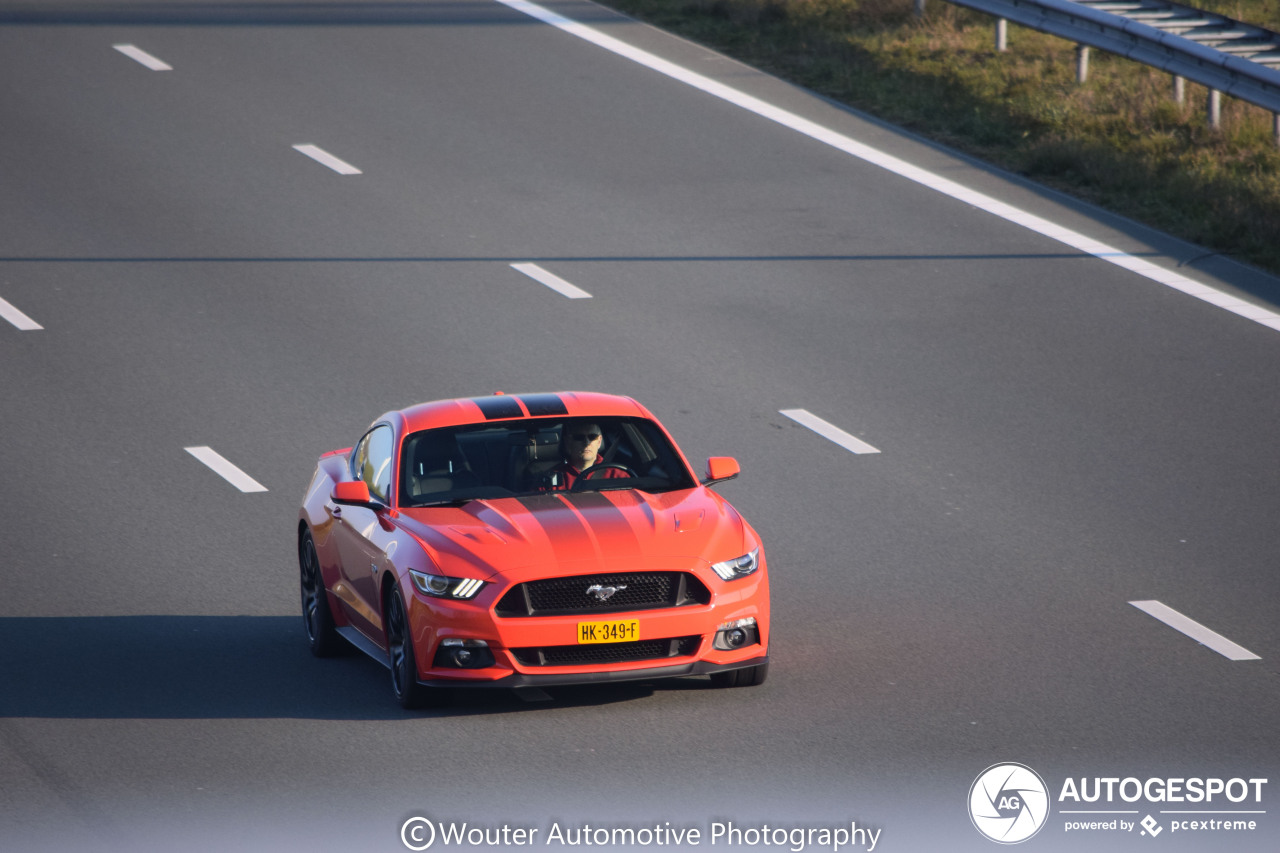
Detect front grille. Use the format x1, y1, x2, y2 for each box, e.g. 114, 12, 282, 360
495, 572, 710, 617
511, 636, 701, 667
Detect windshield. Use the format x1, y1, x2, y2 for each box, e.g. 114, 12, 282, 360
398, 416, 697, 507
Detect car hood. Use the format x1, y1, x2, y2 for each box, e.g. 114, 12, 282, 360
396, 488, 747, 581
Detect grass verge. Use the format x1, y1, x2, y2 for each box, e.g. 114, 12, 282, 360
595, 0, 1280, 276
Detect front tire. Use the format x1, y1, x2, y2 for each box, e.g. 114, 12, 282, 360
386, 586, 442, 709
299, 529, 342, 657
711, 662, 768, 688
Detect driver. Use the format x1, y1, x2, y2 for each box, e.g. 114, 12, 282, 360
540, 422, 628, 491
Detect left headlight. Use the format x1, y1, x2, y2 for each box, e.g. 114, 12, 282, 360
711, 548, 760, 581
409, 570, 486, 600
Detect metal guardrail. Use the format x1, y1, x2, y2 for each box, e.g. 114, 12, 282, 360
928, 0, 1280, 138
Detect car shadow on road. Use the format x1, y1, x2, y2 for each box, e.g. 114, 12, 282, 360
0, 615, 711, 720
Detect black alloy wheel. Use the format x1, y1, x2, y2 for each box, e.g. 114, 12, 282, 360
386, 587, 440, 709
299, 529, 342, 657
711, 662, 769, 688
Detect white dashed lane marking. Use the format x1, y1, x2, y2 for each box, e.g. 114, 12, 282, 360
113, 44, 173, 71
0, 295, 42, 330
779, 409, 880, 455
292, 144, 362, 175
511, 263, 592, 299
185, 446, 269, 493
1130, 600, 1260, 661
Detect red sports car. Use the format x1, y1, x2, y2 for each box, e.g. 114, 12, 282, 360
297, 391, 770, 707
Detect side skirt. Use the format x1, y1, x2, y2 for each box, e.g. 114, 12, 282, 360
337, 626, 390, 670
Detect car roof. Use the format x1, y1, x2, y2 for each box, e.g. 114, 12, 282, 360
390, 392, 655, 433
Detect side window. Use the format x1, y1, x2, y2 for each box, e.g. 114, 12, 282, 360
352, 425, 394, 504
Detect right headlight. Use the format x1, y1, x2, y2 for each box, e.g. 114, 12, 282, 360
711, 548, 760, 581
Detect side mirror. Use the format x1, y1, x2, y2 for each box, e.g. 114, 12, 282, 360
704, 456, 740, 485
332, 480, 373, 506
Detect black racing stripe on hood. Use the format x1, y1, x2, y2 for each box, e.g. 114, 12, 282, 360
472, 395, 524, 420
562, 490, 617, 513
518, 393, 569, 417
514, 494, 563, 513
561, 491, 644, 555
513, 494, 595, 556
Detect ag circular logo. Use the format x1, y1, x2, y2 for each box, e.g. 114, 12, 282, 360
969, 763, 1050, 844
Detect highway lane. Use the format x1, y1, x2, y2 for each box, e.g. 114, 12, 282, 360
1, 1, 1278, 851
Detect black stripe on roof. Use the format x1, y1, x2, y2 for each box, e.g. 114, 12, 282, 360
518, 393, 569, 417
472, 395, 524, 420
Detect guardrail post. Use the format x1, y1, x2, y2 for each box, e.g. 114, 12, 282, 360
1075, 45, 1090, 83
914, 0, 925, 16
1173, 75, 1185, 105
937, 0, 1280, 143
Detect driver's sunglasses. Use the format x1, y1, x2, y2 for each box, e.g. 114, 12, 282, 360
568, 432, 601, 442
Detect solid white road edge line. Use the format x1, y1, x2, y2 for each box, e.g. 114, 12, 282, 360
0, 296, 42, 330
185, 446, 269, 493
780, 408, 880, 455
494, 0, 1280, 335
511, 263, 593, 299
292, 144, 362, 175
112, 44, 173, 71
1129, 600, 1260, 661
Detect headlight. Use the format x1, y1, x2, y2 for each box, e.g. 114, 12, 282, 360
409, 570, 485, 599
711, 548, 760, 580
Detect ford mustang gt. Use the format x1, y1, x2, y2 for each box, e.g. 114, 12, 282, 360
297, 391, 769, 707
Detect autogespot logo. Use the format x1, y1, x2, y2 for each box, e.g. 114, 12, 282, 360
969, 763, 1050, 844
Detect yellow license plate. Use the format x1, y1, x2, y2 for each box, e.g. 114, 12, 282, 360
577, 619, 640, 644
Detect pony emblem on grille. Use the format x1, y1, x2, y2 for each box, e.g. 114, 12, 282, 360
585, 583, 627, 602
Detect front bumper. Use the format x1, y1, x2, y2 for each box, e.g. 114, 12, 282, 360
403, 566, 770, 689
414, 653, 769, 689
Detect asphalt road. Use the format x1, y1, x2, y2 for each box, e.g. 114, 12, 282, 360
2, 2, 1278, 851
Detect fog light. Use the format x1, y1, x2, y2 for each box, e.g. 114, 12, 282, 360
434, 638, 494, 669
713, 617, 759, 651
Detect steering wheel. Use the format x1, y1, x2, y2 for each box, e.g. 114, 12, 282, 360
571, 463, 636, 490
